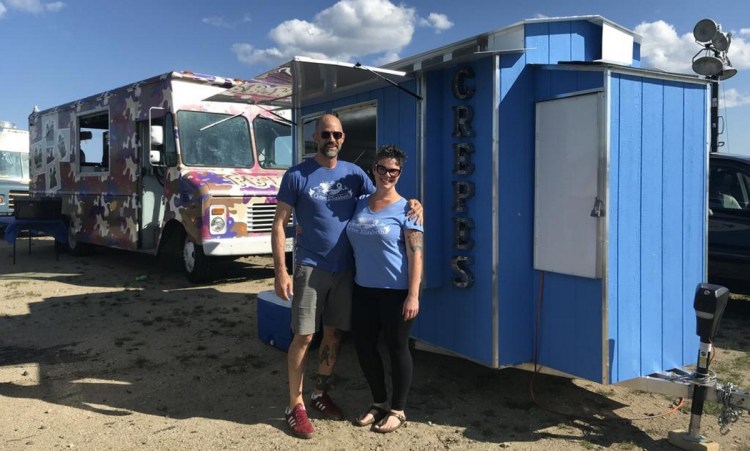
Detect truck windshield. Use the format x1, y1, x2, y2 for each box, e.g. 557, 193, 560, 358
0, 150, 27, 179
254, 115, 292, 169
178, 111, 254, 168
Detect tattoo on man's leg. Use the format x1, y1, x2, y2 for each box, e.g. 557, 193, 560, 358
320, 344, 332, 366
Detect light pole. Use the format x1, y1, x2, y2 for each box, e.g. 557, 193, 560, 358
691, 19, 737, 153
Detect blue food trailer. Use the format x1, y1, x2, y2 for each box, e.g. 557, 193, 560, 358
226, 15, 710, 385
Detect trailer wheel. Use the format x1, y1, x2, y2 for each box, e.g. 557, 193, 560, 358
183, 237, 212, 283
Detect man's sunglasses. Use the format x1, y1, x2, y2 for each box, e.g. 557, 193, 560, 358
320, 131, 343, 140
374, 164, 402, 177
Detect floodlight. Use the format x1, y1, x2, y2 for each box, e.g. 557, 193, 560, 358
718, 66, 738, 80
712, 31, 731, 52
692, 54, 724, 77
693, 19, 719, 42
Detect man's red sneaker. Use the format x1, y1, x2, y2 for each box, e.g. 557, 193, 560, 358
285, 403, 314, 439
310, 392, 344, 420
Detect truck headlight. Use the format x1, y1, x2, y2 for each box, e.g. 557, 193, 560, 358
209, 206, 227, 235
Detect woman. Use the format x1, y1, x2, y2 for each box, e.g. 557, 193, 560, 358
345, 144, 424, 433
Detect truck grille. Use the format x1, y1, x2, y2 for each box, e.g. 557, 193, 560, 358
248, 203, 292, 233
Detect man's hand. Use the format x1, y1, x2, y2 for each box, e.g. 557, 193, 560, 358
406, 199, 424, 225
271, 201, 294, 301
275, 271, 293, 301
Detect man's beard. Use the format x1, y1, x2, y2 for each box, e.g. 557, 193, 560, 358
320, 146, 338, 158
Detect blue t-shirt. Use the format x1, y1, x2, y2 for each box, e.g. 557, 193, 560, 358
278, 158, 375, 272
346, 197, 424, 289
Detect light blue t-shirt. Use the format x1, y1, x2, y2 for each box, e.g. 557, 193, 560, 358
346, 197, 424, 289
277, 158, 375, 272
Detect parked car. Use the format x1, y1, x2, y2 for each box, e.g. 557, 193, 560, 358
708, 152, 750, 292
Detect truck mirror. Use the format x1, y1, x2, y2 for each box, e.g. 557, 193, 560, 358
150, 125, 164, 146
149, 150, 162, 165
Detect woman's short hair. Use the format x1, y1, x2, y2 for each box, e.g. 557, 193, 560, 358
375, 144, 406, 167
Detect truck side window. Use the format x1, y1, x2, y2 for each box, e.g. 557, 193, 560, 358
164, 114, 177, 167
709, 165, 748, 210
78, 111, 110, 173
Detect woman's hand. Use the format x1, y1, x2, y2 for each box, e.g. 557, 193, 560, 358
402, 293, 420, 321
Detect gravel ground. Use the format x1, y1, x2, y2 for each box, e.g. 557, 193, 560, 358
1, 236, 749, 450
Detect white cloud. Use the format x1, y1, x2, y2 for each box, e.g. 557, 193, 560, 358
634, 20, 697, 73
419, 12, 453, 33
740, 28, 750, 36
45, 1, 63, 12
6, 0, 43, 13
232, 43, 285, 65
232, 0, 416, 67
0, 3, 7, 18
375, 51, 401, 66
203, 16, 232, 28
203, 14, 252, 28
720, 88, 750, 108
636, 20, 750, 73
4, 0, 64, 14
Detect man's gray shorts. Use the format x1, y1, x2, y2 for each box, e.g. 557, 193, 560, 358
291, 264, 354, 336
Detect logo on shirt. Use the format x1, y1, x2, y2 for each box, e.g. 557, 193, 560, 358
309, 181, 354, 201
348, 216, 391, 235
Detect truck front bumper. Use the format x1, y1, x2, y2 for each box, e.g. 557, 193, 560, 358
202, 235, 293, 257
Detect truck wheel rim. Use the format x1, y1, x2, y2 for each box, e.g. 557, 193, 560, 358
184, 240, 195, 272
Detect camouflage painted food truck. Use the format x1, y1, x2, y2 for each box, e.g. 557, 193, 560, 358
0, 121, 30, 223
28, 71, 293, 282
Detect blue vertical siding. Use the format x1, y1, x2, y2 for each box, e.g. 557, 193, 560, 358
608, 74, 706, 383
525, 23, 550, 64
682, 86, 707, 361
640, 82, 665, 375
632, 42, 642, 67
549, 22, 572, 62
662, 82, 687, 370
410, 58, 497, 365
422, 72, 445, 290
497, 54, 535, 366
536, 273, 603, 380
609, 75, 621, 380
572, 21, 601, 61
526, 20, 602, 64
613, 75, 644, 382
380, 79, 419, 201
534, 69, 604, 100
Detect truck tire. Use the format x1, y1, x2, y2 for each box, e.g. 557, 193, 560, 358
183, 236, 212, 283
63, 221, 92, 256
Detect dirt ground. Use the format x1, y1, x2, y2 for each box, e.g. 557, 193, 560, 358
1, 236, 749, 451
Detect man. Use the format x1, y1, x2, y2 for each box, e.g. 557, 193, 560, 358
271, 114, 420, 439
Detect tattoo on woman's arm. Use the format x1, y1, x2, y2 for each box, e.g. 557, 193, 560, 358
408, 232, 424, 253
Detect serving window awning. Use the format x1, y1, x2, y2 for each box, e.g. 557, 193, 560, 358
204, 56, 414, 108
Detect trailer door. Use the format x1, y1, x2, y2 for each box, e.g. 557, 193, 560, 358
534, 93, 604, 279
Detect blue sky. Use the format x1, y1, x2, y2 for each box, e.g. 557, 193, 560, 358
2, 0, 750, 154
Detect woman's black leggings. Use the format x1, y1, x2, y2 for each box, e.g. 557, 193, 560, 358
351, 283, 414, 411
